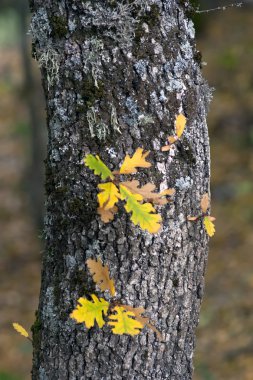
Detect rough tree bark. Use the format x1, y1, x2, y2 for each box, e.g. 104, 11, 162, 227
29, 0, 211, 379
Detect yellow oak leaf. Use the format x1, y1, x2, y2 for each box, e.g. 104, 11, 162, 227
119, 148, 151, 174
201, 193, 210, 214
168, 135, 178, 144
121, 305, 162, 341
108, 306, 143, 335
86, 258, 116, 296
84, 154, 114, 180
70, 294, 109, 329
175, 114, 187, 138
203, 216, 216, 237
120, 185, 162, 234
97, 206, 118, 223
12, 323, 29, 338
97, 182, 121, 210
121, 180, 175, 205
161, 114, 186, 151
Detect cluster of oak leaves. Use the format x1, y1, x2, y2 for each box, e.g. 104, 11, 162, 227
13, 114, 215, 341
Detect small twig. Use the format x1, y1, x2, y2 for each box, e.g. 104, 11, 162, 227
196, 2, 242, 14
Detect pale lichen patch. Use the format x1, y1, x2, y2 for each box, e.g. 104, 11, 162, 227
175, 176, 193, 191
86, 107, 110, 141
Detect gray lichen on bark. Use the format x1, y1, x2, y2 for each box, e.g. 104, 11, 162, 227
30, 0, 212, 379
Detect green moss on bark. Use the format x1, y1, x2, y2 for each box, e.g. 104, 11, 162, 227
141, 4, 160, 27
134, 5, 160, 44
81, 76, 105, 108
50, 15, 68, 38
31, 311, 42, 349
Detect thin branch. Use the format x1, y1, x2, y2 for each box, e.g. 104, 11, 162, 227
196, 2, 243, 14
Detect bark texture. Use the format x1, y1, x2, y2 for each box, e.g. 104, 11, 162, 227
30, 0, 212, 379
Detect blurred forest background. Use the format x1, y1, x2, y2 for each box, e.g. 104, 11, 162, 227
0, 1, 253, 379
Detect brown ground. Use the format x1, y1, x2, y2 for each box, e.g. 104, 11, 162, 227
0, 7, 252, 380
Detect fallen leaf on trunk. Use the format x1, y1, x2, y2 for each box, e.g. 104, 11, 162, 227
119, 148, 151, 174
86, 258, 116, 296
122, 180, 174, 205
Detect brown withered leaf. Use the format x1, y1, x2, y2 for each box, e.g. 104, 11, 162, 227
161, 145, 172, 152
161, 136, 178, 152
201, 193, 210, 214
187, 216, 198, 221
121, 180, 175, 205
86, 258, 116, 296
122, 305, 163, 341
97, 206, 118, 223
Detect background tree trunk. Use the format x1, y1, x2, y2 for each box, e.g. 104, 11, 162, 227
0, 0, 46, 228
18, 0, 46, 228
30, 1, 211, 379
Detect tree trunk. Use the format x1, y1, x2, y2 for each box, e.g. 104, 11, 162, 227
30, 1, 211, 379
18, 0, 46, 228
